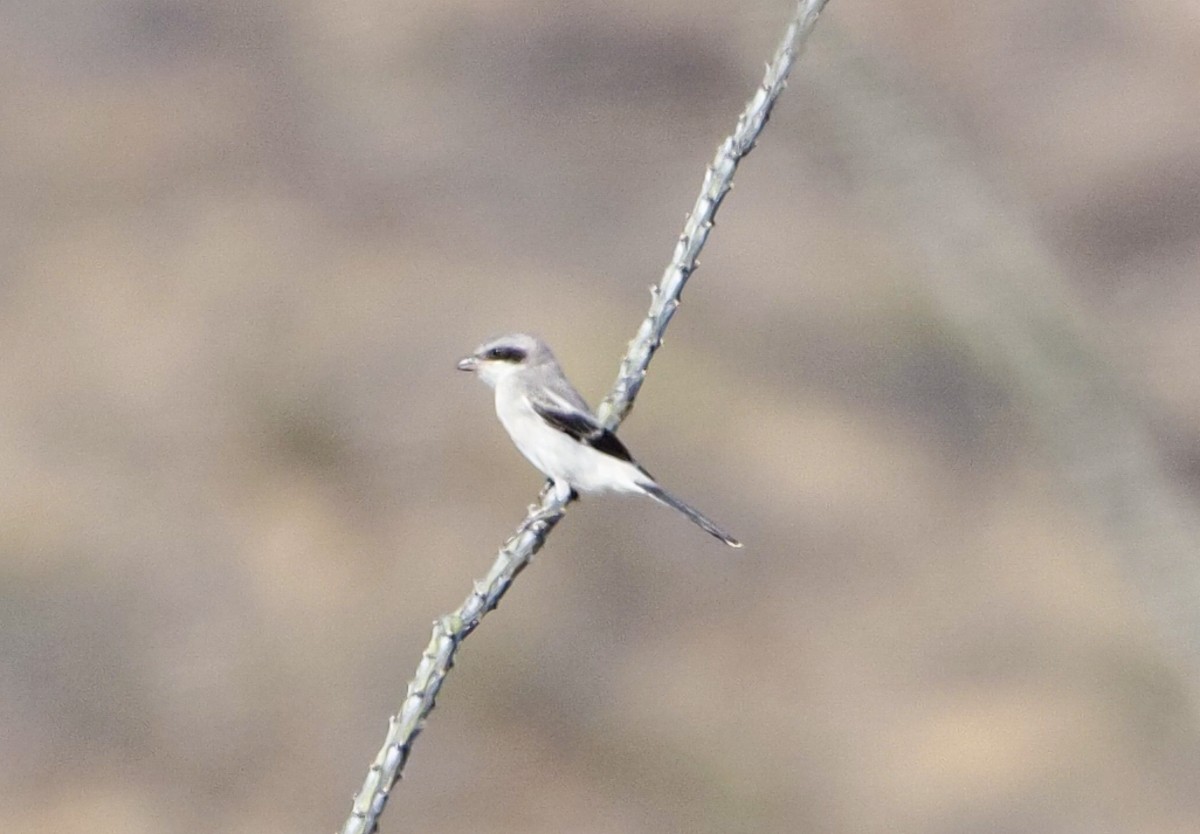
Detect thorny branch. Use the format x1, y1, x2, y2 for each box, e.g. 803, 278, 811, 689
338, 2, 830, 832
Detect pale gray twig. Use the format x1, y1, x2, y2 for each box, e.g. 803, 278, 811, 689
597, 0, 830, 427
337, 2, 829, 832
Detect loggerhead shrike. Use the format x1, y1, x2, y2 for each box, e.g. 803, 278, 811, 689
458, 333, 741, 547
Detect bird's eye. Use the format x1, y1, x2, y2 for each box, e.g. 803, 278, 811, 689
485, 346, 526, 362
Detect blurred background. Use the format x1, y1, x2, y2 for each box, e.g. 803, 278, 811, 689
3, 1, 1200, 832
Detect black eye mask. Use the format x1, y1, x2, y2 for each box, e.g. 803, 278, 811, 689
485, 346, 527, 362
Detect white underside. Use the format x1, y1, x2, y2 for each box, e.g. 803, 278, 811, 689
494, 378, 647, 495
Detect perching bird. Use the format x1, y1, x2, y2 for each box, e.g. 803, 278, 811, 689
457, 333, 741, 547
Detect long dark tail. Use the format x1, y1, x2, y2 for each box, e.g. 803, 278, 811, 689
638, 482, 742, 548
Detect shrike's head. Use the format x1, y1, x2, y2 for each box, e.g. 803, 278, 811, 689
457, 333, 553, 387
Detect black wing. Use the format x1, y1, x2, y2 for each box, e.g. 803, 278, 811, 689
530, 398, 636, 464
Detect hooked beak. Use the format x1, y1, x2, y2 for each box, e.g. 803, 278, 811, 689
456, 355, 478, 372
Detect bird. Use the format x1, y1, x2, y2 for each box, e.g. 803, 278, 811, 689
457, 333, 741, 547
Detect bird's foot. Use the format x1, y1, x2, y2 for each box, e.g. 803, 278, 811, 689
536, 479, 578, 505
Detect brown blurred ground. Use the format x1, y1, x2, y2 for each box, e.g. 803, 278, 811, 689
2, 2, 1200, 832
